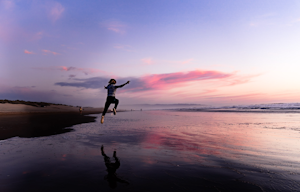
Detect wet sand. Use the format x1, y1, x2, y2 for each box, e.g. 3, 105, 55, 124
1, 110, 300, 191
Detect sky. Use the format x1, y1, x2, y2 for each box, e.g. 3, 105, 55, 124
1, 0, 300, 107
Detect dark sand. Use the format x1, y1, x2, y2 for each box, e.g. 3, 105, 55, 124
0, 112, 100, 140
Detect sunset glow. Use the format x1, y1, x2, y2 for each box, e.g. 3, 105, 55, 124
1, 0, 300, 106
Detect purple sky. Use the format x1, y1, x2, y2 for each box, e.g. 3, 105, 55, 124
1, 0, 300, 107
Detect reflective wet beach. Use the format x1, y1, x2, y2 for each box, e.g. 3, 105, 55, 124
1, 110, 300, 191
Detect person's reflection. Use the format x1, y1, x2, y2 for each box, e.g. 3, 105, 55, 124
101, 145, 129, 188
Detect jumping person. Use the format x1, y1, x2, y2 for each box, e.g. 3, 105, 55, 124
101, 79, 130, 124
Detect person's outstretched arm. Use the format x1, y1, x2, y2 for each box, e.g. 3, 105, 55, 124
115, 81, 130, 88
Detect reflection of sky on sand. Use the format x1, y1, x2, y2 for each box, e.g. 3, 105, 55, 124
1, 111, 300, 191
122, 111, 264, 160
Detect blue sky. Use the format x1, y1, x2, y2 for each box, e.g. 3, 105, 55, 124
1, 0, 300, 106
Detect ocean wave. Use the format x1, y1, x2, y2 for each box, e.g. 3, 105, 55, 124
167, 103, 300, 113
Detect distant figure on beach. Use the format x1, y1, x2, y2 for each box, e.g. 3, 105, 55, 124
101, 79, 130, 124
79, 107, 82, 114
101, 145, 129, 188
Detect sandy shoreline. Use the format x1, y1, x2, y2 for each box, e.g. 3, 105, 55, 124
0, 103, 105, 140
0, 103, 104, 115
0, 103, 131, 140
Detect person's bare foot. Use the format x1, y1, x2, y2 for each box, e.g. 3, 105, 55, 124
101, 116, 104, 124
113, 108, 117, 115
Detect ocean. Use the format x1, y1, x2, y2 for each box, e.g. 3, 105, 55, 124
1, 108, 300, 191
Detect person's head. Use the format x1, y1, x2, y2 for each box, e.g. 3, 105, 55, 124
108, 79, 116, 84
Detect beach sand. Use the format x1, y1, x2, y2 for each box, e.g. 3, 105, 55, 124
0, 103, 103, 114
0, 103, 104, 140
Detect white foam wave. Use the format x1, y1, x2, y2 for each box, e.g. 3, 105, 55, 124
169, 103, 300, 112
218, 103, 300, 110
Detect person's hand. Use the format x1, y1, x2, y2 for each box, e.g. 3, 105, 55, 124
126, 81, 130, 84
104, 86, 107, 89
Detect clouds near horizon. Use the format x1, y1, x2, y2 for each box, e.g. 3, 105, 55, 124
34, 66, 107, 76
0, 85, 57, 102
54, 69, 244, 93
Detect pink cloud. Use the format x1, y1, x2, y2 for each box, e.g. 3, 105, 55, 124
42, 49, 60, 55
31, 31, 44, 41
220, 73, 261, 87
113, 44, 133, 51
108, 27, 122, 33
140, 70, 232, 90
141, 58, 153, 65
249, 22, 258, 27
24, 50, 34, 54
48, 2, 65, 23
105, 22, 127, 34
181, 58, 193, 65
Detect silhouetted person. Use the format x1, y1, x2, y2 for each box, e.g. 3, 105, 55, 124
101, 145, 129, 188
101, 79, 130, 124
